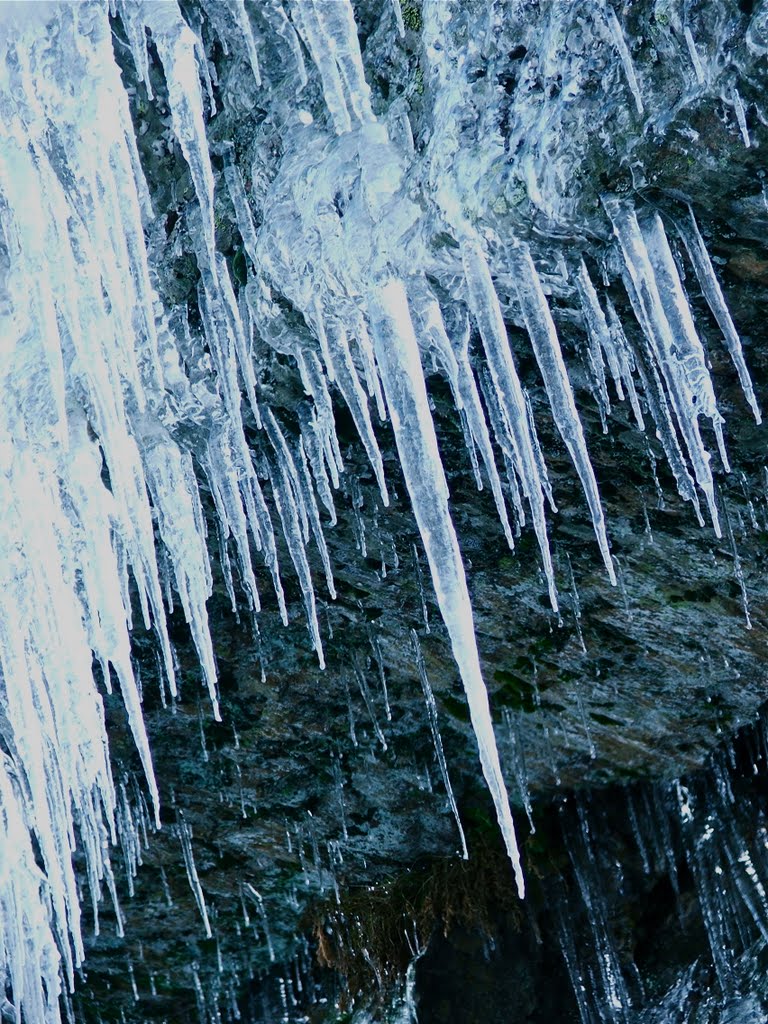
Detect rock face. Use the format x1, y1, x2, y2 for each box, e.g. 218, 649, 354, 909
3, 0, 768, 1021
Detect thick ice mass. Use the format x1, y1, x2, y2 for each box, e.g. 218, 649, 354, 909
0, 0, 759, 1017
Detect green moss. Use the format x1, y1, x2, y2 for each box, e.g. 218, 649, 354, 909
413, 64, 424, 96
441, 693, 471, 722
492, 668, 537, 712
400, 0, 422, 32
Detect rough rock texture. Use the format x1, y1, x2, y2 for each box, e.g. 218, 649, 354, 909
69, 1, 768, 1021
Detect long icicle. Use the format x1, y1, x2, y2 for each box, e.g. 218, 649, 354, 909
511, 243, 616, 585
368, 277, 524, 896
462, 239, 558, 611
677, 207, 761, 424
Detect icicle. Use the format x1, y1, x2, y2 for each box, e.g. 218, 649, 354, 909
603, 198, 721, 534
295, 438, 337, 599
318, 316, 389, 505
263, 433, 325, 668
605, 6, 644, 116
128, 960, 139, 1002
243, 885, 276, 963
370, 634, 392, 722
144, 434, 219, 719
289, 0, 375, 135
347, 476, 367, 558
577, 260, 629, 419
306, 0, 374, 125
614, 557, 633, 622
216, 253, 263, 426
604, 299, 646, 430
197, 705, 210, 764
368, 278, 524, 895
140, 0, 217, 270
644, 213, 729, 469
117, 1, 153, 99
223, 150, 259, 268
721, 493, 752, 629
298, 406, 337, 526
176, 815, 212, 938
413, 544, 431, 634
262, 1, 307, 88
227, 0, 262, 88
627, 791, 652, 875
684, 26, 705, 85
462, 239, 558, 612
343, 677, 359, 748
503, 710, 535, 832
553, 887, 593, 1024
202, 432, 264, 617
732, 88, 752, 148
511, 243, 616, 585
565, 553, 587, 654
409, 279, 514, 548
479, 368, 527, 531
576, 262, 612, 427
411, 632, 468, 859
389, 0, 406, 38
160, 866, 174, 908
353, 662, 387, 751
676, 208, 761, 424
567, 801, 633, 1019
353, 312, 388, 422
332, 756, 349, 841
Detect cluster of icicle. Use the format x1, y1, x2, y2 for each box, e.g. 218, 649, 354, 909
0, 1, 760, 1019
555, 718, 768, 1023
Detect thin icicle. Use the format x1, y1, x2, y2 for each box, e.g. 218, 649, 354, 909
502, 710, 535, 833
604, 299, 646, 430
353, 661, 387, 751
389, 0, 406, 38
677, 208, 761, 424
176, 815, 212, 939
413, 544, 431, 635
565, 553, 587, 655
263, 421, 325, 667
604, 198, 721, 535
223, 150, 259, 268
318, 315, 389, 505
289, 2, 351, 135
295, 438, 337, 599
684, 26, 706, 85
144, 434, 220, 719
721, 493, 752, 629
411, 631, 468, 859
732, 88, 752, 148
605, 6, 644, 116
577, 260, 619, 406
370, 633, 392, 722
409, 278, 515, 548
297, 405, 337, 526
644, 213, 729, 470
511, 243, 616, 585
227, 0, 262, 88
243, 885, 276, 963
462, 239, 558, 612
